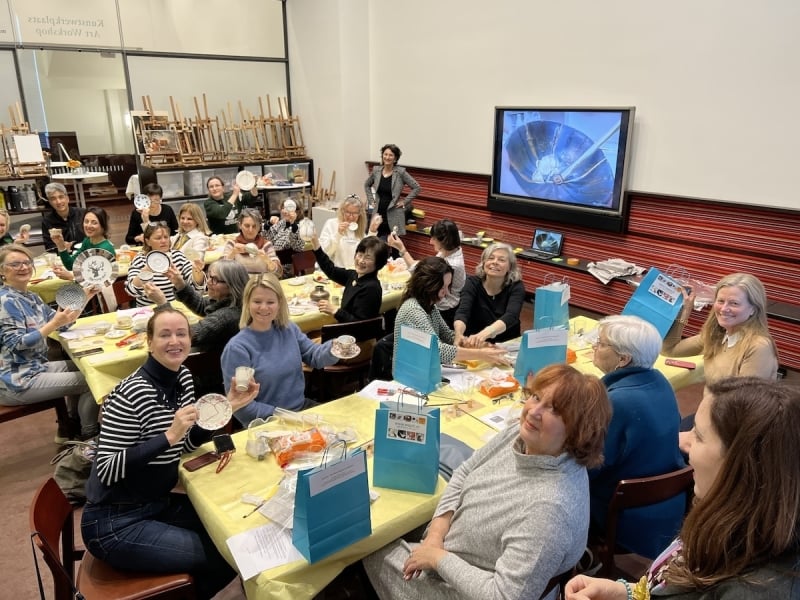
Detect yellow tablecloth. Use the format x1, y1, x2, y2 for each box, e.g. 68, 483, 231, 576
29, 252, 131, 304
180, 395, 445, 600
52, 302, 197, 401
281, 268, 408, 333
566, 316, 704, 391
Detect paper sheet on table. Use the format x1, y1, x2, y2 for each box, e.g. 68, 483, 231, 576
226, 521, 304, 580
478, 404, 522, 431
357, 380, 426, 407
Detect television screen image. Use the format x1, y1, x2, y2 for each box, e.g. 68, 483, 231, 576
489, 107, 635, 233
532, 230, 563, 255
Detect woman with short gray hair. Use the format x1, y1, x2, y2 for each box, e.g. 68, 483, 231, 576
588, 314, 685, 560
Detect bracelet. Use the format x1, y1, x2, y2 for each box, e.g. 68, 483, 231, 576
398, 250, 406, 257
617, 579, 633, 600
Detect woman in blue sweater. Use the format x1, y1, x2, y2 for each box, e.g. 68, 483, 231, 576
221, 273, 339, 424
588, 315, 686, 559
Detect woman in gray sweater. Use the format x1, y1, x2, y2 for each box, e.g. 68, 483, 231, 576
364, 364, 612, 600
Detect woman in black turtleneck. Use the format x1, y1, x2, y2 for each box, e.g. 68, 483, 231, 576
81, 306, 259, 599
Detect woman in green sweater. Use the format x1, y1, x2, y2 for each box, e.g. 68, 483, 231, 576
53, 206, 116, 276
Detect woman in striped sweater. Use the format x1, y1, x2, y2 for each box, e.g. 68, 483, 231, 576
81, 307, 258, 599
125, 222, 205, 306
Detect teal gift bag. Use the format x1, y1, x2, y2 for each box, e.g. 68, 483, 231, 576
622, 268, 684, 338
514, 327, 569, 383
394, 325, 442, 394
292, 445, 371, 563
533, 275, 570, 331
373, 398, 440, 494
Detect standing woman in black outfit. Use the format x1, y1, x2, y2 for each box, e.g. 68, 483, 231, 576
310, 233, 389, 323
364, 144, 421, 238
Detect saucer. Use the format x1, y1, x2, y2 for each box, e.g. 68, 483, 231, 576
195, 393, 233, 430
331, 345, 361, 360
289, 307, 305, 316
287, 276, 306, 286
145, 251, 170, 273
105, 329, 127, 339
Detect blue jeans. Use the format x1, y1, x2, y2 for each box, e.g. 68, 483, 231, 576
81, 494, 234, 599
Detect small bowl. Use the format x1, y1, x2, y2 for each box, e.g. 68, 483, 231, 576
93, 321, 112, 335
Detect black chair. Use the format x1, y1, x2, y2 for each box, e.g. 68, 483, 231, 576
369, 333, 394, 381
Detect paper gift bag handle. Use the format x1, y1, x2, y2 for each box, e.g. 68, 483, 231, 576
543, 273, 569, 286
396, 387, 428, 411
319, 439, 348, 467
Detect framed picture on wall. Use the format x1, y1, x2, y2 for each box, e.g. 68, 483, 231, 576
131, 110, 170, 156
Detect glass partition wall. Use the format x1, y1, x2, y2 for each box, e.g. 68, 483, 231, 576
3, 0, 289, 159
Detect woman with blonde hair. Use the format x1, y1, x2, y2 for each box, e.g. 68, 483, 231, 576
171, 202, 210, 255
220, 273, 338, 424
454, 242, 526, 346
318, 194, 380, 268
566, 377, 800, 599
662, 272, 778, 384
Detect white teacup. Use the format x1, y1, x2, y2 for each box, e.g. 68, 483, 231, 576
235, 366, 255, 391
116, 315, 133, 329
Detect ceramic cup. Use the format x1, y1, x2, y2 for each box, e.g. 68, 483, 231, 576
334, 334, 356, 356
116, 315, 133, 329
235, 366, 255, 391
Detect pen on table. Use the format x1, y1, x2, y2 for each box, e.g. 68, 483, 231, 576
242, 499, 266, 518
243, 475, 286, 518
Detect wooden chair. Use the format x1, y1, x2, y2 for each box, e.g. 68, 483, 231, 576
276, 248, 295, 277
291, 249, 317, 276
29, 477, 194, 600
96, 279, 134, 313
314, 316, 385, 402
0, 397, 68, 426
595, 466, 694, 579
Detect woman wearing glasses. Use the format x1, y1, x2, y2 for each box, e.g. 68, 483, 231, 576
0, 244, 99, 441
588, 315, 685, 560
144, 259, 250, 352
318, 195, 380, 269
223, 208, 282, 275
126, 223, 204, 306
221, 273, 339, 424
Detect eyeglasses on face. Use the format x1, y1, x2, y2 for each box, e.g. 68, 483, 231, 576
591, 340, 615, 350
207, 275, 227, 286
4, 260, 33, 270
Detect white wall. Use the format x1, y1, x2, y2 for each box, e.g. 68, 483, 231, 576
288, 0, 800, 210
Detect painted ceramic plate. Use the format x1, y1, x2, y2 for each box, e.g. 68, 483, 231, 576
195, 393, 233, 430
55, 283, 87, 311
235, 170, 256, 190
145, 251, 171, 273
73, 248, 118, 287
331, 344, 361, 360
133, 194, 151, 210
105, 329, 127, 339
287, 276, 306, 286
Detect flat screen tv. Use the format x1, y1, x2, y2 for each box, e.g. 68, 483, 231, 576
489, 107, 635, 233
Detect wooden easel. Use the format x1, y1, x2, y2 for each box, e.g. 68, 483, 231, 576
278, 97, 307, 158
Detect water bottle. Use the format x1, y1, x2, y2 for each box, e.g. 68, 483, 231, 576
7, 185, 21, 212
24, 184, 37, 210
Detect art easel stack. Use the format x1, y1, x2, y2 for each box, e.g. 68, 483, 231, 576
278, 97, 306, 158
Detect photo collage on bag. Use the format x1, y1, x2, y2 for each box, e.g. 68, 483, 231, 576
386, 411, 427, 445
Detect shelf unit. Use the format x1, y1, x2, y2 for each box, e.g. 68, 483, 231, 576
139, 159, 315, 216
